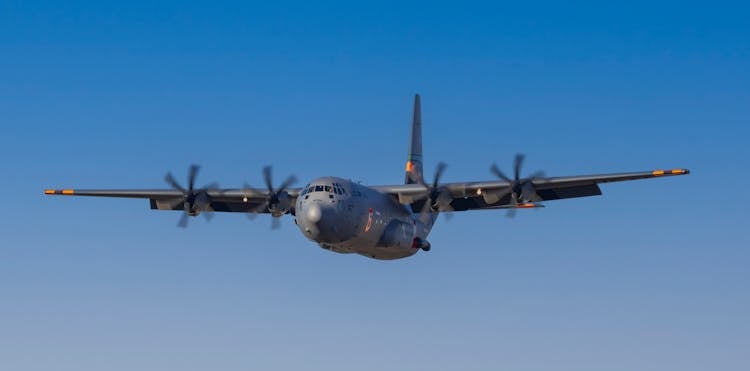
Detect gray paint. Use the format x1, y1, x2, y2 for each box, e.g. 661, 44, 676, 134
44, 94, 690, 260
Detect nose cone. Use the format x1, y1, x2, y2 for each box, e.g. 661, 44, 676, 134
306, 203, 322, 223
299, 202, 339, 243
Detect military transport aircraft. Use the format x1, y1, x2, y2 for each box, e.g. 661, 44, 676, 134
45, 95, 689, 260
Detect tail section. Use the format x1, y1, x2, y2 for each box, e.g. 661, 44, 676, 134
405, 94, 424, 185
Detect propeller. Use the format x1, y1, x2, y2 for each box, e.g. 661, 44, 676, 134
490, 154, 544, 218
246, 166, 297, 229
164, 164, 219, 228
418, 162, 454, 223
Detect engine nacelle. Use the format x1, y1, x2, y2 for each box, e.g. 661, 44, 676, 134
186, 190, 212, 216
269, 191, 293, 217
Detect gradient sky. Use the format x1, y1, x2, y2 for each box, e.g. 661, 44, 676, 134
1, 1, 748, 370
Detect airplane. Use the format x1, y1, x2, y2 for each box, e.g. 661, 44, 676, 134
45, 94, 689, 260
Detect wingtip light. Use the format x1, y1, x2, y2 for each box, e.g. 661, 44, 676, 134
44, 189, 74, 195
652, 168, 690, 176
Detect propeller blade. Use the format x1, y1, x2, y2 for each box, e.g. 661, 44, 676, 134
513, 153, 525, 181
276, 175, 297, 194
203, 212, 214, 222
187, 164, 200, 192
262, 166, 274, 193
271, 217, 281, 230
178, 213, 189, 228
165, 172, 186, 193
490, 163, 512, 183
419, 198, 431, 221
433, 162, 447, 189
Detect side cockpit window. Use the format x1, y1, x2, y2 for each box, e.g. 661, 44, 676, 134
331, 182, 346, 196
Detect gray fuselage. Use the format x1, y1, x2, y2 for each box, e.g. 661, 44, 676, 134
295, 177, 435, 260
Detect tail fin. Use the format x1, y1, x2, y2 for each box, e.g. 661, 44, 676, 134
405, 94, 424, 185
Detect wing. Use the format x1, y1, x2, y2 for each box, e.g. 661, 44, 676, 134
372, 168, 690, 212
43, 188, 302, 213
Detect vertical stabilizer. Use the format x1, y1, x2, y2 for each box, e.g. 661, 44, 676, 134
405, 94, 424, 184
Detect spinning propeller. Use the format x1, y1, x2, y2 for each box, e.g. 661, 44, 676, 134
245, 166, 297, 229
418, 162, 454, 223
164, 164, 219, 228
490, 154, 545, 218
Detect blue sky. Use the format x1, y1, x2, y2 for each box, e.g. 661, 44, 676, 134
1, 1, 748, 370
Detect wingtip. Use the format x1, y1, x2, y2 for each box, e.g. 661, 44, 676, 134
651, 168, 690, 176
44, 189, 74, 195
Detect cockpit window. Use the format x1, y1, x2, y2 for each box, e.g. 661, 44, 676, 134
306, 183, 347, 194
